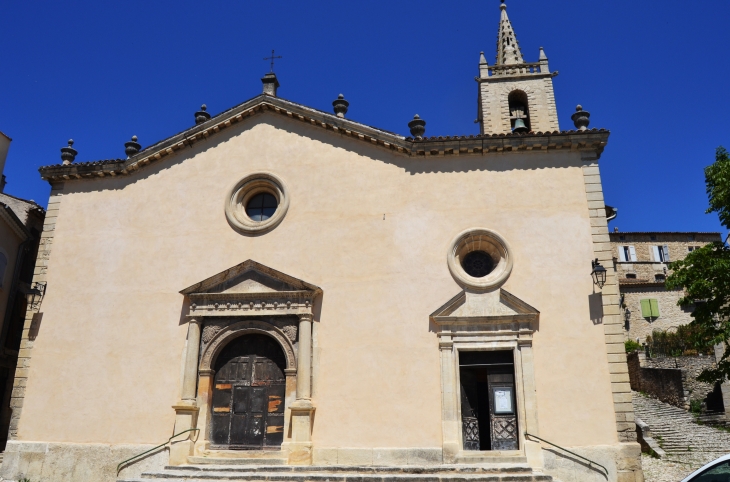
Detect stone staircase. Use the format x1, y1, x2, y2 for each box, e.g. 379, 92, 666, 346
118, 463, 555, 482
632, 391, 730, 455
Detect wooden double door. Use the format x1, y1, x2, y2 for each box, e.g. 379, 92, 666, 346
211, 334, 286, 449
459, 350, 519, 451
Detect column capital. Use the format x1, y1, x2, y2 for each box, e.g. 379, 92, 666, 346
297, 313, 313, 323
187, 317, 202, 325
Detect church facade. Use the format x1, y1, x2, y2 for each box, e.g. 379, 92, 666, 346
1, 4, 644, 482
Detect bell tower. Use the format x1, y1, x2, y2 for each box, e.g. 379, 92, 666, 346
477, 1, 559, 135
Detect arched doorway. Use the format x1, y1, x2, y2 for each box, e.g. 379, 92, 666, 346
210, 334, 286, 449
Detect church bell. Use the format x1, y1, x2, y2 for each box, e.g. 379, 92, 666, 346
512, 118, 528, 133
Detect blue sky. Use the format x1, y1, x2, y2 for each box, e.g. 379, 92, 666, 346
1, 1, 728, 234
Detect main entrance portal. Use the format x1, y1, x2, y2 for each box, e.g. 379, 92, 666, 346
211, 334, 286, 449
459, 350, 518, 451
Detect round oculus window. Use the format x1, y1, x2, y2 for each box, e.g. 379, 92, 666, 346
461, 250, 494, 278
246, 192, 278, 221
225, 172, 289, 235
447, 228, 513, 291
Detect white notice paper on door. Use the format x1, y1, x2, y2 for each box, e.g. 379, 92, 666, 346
494, 389, 512, 414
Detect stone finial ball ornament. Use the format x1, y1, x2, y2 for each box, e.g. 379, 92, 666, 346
332, 94, 349, 118
195, 104, 211, 125
571, 105, 591, 131
60, 139, 78, 165
408, 114, 426, 139
124, 135, 141, 158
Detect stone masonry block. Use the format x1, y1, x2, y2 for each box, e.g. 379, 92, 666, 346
606, 353, 627, 364
586, 191, 604, 201
608, 360, 629, 373
605, 334, 626, 344
582, 166, 601, 176
607, 344, 629, 355
588, 201, 606, 209
611, 373, 631, 384
337, 448, 372, 465
611, 384, 632, 395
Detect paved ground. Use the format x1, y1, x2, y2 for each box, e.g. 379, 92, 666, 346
633, 392, 730, 481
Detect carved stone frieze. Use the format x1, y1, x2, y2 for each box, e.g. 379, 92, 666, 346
280, 324, 298, 342
201, 320, 228, 344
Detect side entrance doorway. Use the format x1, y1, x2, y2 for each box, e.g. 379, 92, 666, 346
211, 334, 286, 449
459, 350, 518, 451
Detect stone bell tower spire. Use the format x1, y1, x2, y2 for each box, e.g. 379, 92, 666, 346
477, 1, 560, 135
496, 0, 524, 65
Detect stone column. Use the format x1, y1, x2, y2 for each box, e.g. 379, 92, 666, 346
296, 313, 312, 400
170, 317, 202, 466
439, 335, 459, 463
287, 313, 315, 465
182, 318, 202, 401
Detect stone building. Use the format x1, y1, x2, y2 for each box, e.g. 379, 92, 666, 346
610, 231, 722, 343
0, 131, 46, 452
0, 4, 643, 482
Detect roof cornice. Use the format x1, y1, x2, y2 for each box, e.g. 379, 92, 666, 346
39, 95, 610, 183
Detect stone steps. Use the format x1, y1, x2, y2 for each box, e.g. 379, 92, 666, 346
118, 464, 554, 482
632, 391, 730, 455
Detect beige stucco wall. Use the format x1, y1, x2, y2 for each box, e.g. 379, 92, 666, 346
17, 113, 618, 450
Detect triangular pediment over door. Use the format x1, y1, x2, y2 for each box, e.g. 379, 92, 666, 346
180, 259, 321, 318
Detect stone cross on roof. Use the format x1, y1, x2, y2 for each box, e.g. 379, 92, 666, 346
496, 1, 524, 65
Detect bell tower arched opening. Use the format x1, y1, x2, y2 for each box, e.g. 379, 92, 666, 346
210, 334, 287, 450
508, 90, 530, 132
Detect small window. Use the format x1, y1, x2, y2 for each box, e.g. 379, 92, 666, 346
625, 273, 637, 279
652, 245, 670, 262
640, 299, 660, 318
688, 234, 695, 241
0, 253, 6, 288
688, 246, 700, 253
245, 193, 278, 221
619, 235, 626, 241
650, 235, 657, 241
655, 274, 666, 282
618, 245, 637, 262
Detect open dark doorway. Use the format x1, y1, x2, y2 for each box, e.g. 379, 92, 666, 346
459, 350, 518, 451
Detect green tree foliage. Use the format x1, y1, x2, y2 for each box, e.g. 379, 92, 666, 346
666, 147, 730, 384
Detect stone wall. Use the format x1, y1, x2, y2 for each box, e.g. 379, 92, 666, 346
627, 352, 721, 410
642, 355, 717, 404
621, 286, 693, 343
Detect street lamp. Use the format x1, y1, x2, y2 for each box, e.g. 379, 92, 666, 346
591, 259, 607, 288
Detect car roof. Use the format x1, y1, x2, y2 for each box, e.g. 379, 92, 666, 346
682, 453, 730, 481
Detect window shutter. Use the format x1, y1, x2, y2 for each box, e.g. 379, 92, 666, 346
629, 245, 637, 261
649, 299, 660, 317
640, 299, 652, 318
652, 246, 661, 262
619, 247, 627, 262
663, 245, 670, 262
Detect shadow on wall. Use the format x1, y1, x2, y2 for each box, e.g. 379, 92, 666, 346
588, 292, 603, 325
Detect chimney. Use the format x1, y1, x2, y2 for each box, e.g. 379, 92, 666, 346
262, 73, 280, 97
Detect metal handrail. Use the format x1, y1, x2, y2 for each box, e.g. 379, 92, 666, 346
116, 428, 199, 475
525, 432, 609, 479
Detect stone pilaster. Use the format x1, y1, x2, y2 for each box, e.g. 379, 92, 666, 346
169, 317, 202, 465
288, 313, 314, 465
8, 183, 64, 440
581, 153, 643, 482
